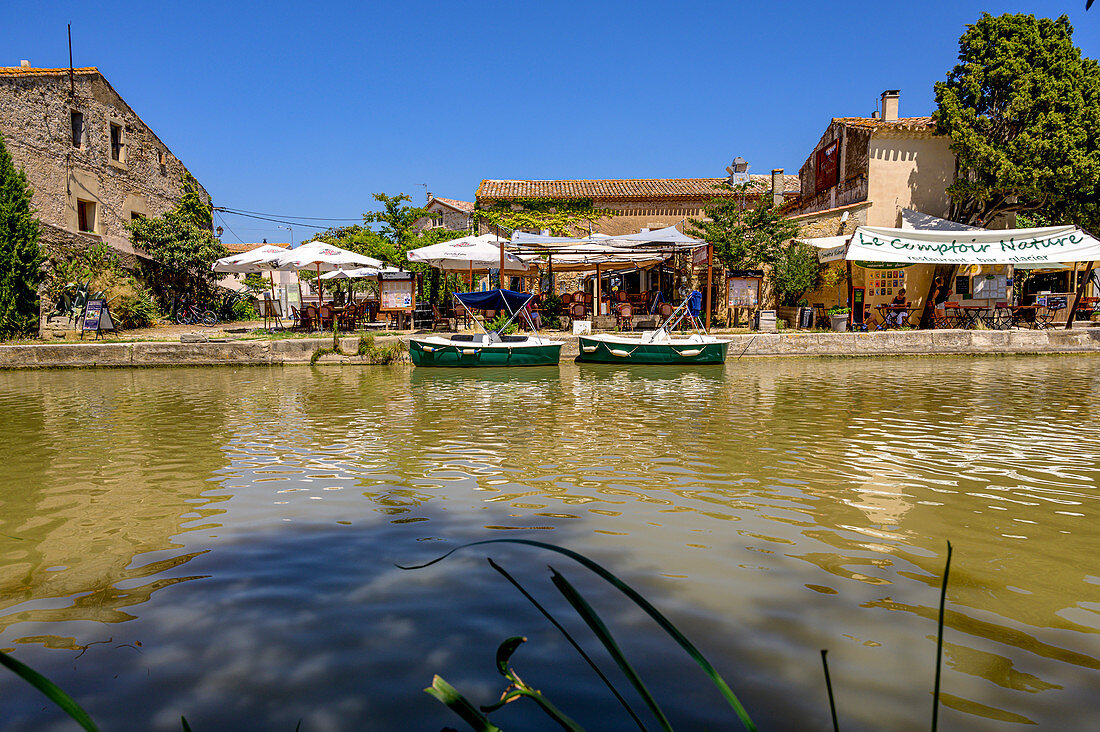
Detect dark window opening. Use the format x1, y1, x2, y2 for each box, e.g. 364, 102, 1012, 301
130, 211, 144, 222
77, 200, 96, 233
110, 123, 123, 161
70, 111, 83, 148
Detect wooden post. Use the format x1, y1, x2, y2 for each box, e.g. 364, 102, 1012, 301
595, 262, 601, 317
468, 260, 473, 290
705, 244, 713, 330
1065, 261, 1094, 328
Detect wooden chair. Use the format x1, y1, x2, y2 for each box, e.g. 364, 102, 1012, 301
614, 291, 627, 303
941, 301, 962, 329
560, 292, 573, 306
431, 304, 453, 331
318, 304, 335, 330
337, 305, 358, 331
290, 305, 309, 330
616, 303, 633, 331
569, 302, 587, 321
303, 305, 320, 331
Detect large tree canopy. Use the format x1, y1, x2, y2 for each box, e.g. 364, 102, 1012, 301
0, 132, 44, 338
126, 173, 226, 299
934, 13, 1100, 228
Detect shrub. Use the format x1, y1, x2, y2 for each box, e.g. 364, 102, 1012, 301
114, 285, 161, 329
485, 312, 518, 335
231, 298, 258, 321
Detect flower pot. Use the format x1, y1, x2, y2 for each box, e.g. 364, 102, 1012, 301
829, 314, 849, 332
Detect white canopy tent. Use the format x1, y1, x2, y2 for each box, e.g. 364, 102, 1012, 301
211, 244, 290, 274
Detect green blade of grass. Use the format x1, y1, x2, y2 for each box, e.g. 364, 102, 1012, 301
425, 674, 502, 732
550, 567, 673, 732
181, 716, 192, 732
398, 538, 757, 731
0, 649, 99, 732
821, 650, 839, 732
488, 558, 648, 732
932, 540, 952, 732
504, 687, 587, 732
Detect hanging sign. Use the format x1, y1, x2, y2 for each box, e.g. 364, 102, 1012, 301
846, 225, 1100, 265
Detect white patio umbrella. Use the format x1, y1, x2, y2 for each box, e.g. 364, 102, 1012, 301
211, 244, 290, 318
407, 234, 537, 287
271, 241, 384, 303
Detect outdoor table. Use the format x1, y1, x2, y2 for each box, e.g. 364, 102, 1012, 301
955, 305, 988, 329
986, 304, 1015, 330
1009, 305, 1040, 329
876, 305, 916, 329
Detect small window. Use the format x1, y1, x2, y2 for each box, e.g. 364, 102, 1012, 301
70, 111, 83, 148
77, 200, 96, 233
130, 211, 144, 222
110, 123, 123, 162
432, 213, 443, 227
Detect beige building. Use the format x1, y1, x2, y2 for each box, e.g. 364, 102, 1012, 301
414, 195, 474, 233
791, 91, 968, 320
0, 62, 211, 262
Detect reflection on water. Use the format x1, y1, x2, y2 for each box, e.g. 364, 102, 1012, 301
1, 358, 1099, 730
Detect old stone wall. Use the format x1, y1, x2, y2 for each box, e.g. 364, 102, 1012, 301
0, 70, 210, 259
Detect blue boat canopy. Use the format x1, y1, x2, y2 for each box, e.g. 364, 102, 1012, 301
453, 289, 533, 312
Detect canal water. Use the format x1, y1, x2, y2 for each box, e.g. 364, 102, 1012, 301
0, 357, 1098, 731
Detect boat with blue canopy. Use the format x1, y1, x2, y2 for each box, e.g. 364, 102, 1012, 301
409, 289, 564, 367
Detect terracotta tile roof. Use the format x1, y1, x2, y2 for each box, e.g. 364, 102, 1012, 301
430, 196, 475, 213
0, 66, 100, 77
223, 242, 288, 254
477, 175, 799, 201
834, 116, 936, 132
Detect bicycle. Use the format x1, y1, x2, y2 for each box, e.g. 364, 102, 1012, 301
175, 298, 218, 326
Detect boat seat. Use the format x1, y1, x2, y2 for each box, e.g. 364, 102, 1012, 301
501, 335, 529, 343
451, 334, 485, 343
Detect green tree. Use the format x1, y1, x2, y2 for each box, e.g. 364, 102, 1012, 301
934, 13, 1100, 227
363, 193, 430, 265
0, 132, 45, 338
687, 184, 812, 306
126, 174, 226, 302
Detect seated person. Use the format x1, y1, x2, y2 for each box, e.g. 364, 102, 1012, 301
889, 289, 909, 325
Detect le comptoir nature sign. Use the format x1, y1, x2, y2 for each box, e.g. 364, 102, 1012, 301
846, 226, 1100, 266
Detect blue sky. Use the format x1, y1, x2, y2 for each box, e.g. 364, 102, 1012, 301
5, 1, 1098, 245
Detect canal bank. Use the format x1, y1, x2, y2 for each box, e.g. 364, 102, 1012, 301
2, 327, 1100, 368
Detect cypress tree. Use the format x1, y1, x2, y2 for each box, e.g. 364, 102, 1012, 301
0, 132, 44, 338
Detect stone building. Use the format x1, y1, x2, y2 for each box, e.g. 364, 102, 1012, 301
413, 195, 474, 233
789, 90, 964, 318
0, 62, 211, 262
475, 174, 799, 236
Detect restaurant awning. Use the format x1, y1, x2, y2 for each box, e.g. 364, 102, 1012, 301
844, 225, 1100, 267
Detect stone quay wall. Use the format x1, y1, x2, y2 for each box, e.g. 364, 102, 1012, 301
1, 328, 1099, 370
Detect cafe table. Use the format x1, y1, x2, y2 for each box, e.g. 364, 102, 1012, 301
875, 305, 917, 329
955, 304, 989, 329
1008, 304, 1040, 329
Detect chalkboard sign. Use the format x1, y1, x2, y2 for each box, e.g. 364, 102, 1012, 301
799, 307, 814, 329
81, 299, 115, 339
851, 287, 865, 326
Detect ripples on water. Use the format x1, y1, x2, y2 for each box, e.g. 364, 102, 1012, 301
0, 358, 1098, 730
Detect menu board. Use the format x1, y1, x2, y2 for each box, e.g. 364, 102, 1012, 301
727, 277, 760, 308
380, 276, 414, 311
973, 274, 1008, 300
81, 299, 115, 339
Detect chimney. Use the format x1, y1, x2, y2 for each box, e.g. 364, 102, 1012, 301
771, 169, 785, 207
881, 90, 900, 121
20, 60, 30, 68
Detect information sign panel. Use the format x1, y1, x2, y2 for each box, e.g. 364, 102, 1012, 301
380, 274, 414, 312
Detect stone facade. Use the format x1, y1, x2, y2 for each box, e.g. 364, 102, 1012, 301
475, 175, 799, 237
413, 196, 474, 233
0, 65, 211, 260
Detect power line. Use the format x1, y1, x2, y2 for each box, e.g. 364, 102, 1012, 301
214, 211, 244, 243
213, 209, 335, 230
215, 206, 364, 222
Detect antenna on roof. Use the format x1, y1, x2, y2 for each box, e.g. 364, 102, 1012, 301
67, 23, 74, 97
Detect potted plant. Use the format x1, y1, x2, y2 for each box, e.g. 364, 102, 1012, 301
827, 305, 850, 332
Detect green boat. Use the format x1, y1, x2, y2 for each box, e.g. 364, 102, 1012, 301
409, 333, 563, 367
576, 296, 729, 365
410, 288, 563, 368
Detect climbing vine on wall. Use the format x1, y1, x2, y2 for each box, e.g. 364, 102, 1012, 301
473, 198, 616, 236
